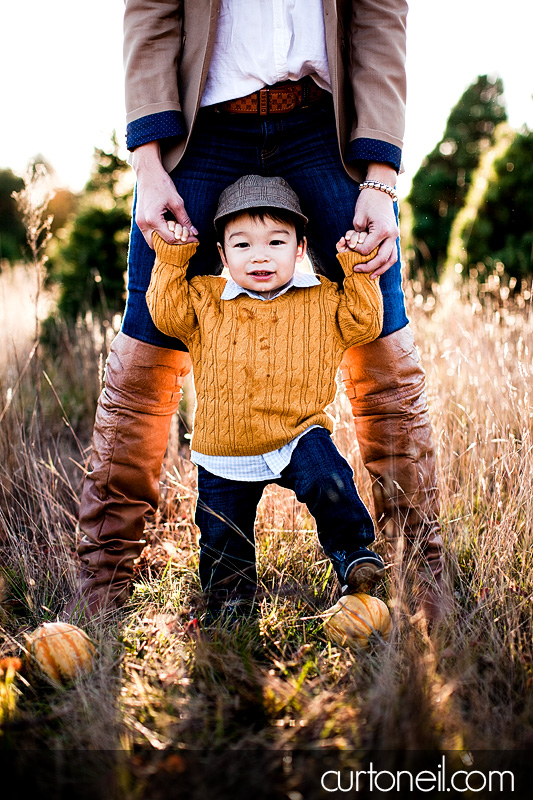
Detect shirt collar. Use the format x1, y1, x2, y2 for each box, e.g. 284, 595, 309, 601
221, 270, 320, 301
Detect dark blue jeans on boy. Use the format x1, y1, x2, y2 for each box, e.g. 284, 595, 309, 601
195, 427, 376, 606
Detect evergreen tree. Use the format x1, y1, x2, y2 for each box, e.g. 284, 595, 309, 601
48, 133, 133, 321
464, 130, 533, 281
408, 75, 506, 283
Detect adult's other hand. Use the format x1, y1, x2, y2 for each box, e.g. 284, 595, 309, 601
132, 141, 198, 248
351, 164, 399, 279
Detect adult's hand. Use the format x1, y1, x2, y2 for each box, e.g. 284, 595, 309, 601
351, 163, 399, 279
132, 141, 198, 248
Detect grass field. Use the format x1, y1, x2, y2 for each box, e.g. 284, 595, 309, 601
0, 258, 532, 797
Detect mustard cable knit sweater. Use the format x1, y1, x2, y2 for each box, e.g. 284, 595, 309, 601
147, 233, 383, 456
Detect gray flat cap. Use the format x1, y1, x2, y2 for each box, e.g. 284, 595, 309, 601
214, 174, 308, 228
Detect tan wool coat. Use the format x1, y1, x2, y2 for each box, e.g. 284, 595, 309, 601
123, 0, 408, 182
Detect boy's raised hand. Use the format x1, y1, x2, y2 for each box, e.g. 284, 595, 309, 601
336, 230, 369, 253
167, 220, 199, 244
336, 230, 380, 278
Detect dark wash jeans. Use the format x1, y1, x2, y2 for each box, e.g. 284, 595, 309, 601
195, 427, 375, 599
122, 95, 409, 350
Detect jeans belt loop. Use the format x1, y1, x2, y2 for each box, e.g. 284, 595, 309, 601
259, 87, 269, 116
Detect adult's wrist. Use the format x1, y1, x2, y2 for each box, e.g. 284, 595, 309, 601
131, 140, 165, 176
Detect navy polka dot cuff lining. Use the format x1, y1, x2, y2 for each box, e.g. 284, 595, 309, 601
126, 111, 186, 150
347, 138, 402, 173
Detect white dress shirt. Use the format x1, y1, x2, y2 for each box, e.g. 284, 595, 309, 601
190, 270, 323, 481
200, 0, 332, 108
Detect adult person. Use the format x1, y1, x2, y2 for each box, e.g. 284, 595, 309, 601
69, 0, 445, 624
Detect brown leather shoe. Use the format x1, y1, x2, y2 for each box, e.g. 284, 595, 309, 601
65, 332, 192, 620
340, 325, 449, 627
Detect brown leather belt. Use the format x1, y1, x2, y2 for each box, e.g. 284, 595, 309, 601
214, 77, 328, 116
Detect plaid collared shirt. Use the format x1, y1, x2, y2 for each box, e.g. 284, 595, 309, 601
190, 271, 323, 482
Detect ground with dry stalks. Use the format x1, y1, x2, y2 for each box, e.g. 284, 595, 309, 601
0, 260, 532, 797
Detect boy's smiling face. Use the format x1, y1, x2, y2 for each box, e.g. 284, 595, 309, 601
217, 213, 307, 295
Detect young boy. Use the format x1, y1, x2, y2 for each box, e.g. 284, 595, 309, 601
146, 175, 385, 619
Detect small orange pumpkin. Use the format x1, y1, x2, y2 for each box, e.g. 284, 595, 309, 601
26, 622, 96, 684
324, 593, 392, 649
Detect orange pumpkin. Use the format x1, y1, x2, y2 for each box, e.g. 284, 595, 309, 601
26, 622, 96, 684
324, 593, 392, 649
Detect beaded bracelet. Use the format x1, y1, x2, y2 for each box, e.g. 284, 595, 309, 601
359, 180, 398, 203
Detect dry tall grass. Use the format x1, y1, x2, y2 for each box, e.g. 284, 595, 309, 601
0, 256, 532, 795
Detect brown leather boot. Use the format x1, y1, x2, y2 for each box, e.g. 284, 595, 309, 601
340, 325, 448, 626
66, 332, 192, 619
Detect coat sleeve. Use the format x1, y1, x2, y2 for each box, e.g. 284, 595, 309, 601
333, 249, 384, 349
146, 233, 200, 343
123, 0, 186, 149
346, 0, 408, 172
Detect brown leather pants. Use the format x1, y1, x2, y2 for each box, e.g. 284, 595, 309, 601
340, 325, 446, 622
72, 332, 192, 615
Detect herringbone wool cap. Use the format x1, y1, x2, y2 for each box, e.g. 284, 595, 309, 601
214, 174, 309, 227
